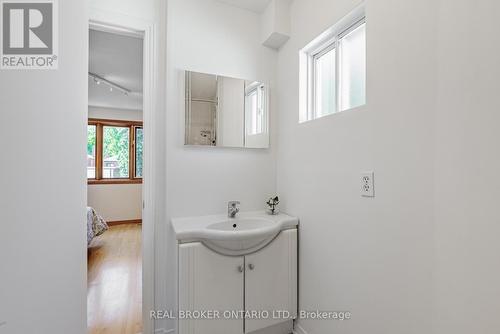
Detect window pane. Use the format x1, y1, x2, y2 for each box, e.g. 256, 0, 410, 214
103, 126, 130, 179
250, 90, 258, 134
135, 127, 144, 178
87, 125, 96, 179
256, 86, 265, 134
245, 85, 266, 135
247, 90, 261, 135
314, 47, 336, 118
339, 23, 366, 111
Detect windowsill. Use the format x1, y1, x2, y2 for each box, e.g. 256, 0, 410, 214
88, 179, 143, 185
299, 103, 367, 124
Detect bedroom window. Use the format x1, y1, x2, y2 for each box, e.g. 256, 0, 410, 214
88, 119, 143, 184
87, 125, 97, 179
299, 5, 366, 122
135, 127, 144, 178
103, 126, 130, 179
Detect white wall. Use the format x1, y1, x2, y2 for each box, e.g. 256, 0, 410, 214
260, 0, 291, 49
87, 107, 142, 222
0, 1, 88, 333
167, 0, 277, 216
165, 0, 278, 331
88, 106, 142, 121
276, 0, 437, 333
87, 184, 142, 221
89, 0, 158, 22
434, 1, 500, 333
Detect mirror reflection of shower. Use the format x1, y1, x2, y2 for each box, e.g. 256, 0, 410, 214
185, 72, 218, 146
185, 70, 270, 149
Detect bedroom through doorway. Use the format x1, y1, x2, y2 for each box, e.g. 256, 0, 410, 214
86, 24, 145, 334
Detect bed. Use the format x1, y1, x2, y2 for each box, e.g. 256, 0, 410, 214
87, 207, 109, 245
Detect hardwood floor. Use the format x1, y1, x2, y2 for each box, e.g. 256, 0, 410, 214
88, 224, 142, 334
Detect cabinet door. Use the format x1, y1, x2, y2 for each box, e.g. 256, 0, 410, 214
179, 242, 244, 334
244, 229, 297, 333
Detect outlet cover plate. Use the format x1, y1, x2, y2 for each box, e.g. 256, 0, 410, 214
361, 172, 375, 197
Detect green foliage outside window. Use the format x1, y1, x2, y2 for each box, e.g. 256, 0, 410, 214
87, 125, 96, 156
103, 126, 130, 178
87, 123, 143, 180
135, 128, 144, 178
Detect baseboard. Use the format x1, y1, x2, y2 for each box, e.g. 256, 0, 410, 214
153, 328, 175, 334
249, 321, 293, 334
107, 219, 142, 226
293, 323, 308, 334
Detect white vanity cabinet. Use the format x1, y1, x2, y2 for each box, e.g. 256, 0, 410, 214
244, 229, 297, 333
179, 241, 245, 334
178, 229, 297, 334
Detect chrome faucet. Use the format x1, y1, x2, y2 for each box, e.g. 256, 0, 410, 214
228, 201, 240, 218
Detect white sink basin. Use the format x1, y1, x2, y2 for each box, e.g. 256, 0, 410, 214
171, 212, 298, 255
207, 217, 277, 233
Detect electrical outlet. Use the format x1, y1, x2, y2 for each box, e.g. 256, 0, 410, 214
361, 172, 375, 197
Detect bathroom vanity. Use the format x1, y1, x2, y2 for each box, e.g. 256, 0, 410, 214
171, 212, 298, 334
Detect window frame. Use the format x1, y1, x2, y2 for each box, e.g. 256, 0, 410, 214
338, 18, 366, 111
134, 126, 144, 179
87, 124, 97, 179
88, 118, 143, 185
300, 11, 366, 122
310, 41, 337, 120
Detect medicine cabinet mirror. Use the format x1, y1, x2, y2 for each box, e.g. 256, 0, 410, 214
184, 71, 269, 149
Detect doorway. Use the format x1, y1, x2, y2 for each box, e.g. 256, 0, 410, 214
86, 20, 152, 334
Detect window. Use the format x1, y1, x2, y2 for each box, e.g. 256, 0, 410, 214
103, 126, 130, 179
87, 125, 96, 178
88, 119, 143, 184
245, 83, 266, 135
300, 7, 365, 122
313, 45, 336, 117
339, 22, 366, 111
135, 127, 144, 178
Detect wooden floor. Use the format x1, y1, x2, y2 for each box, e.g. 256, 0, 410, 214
87, 224, 142, 334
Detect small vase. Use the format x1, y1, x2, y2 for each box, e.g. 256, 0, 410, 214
266, 208, 280, 215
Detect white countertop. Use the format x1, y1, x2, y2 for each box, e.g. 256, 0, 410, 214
171, 211, 298, 242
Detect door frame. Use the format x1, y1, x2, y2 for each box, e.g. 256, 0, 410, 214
89, 12, 158, 334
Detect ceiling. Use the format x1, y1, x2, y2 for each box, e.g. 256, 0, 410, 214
88, 29, 143, 111
217, 0, 272, 13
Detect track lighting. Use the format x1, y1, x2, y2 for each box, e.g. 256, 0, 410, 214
89, 72, 131, 96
